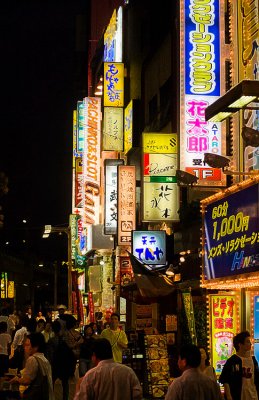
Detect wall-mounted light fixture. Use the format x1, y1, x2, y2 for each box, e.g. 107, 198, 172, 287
203, 152, 259, 176
205, 80, 259, 122
176, 169, 198, 186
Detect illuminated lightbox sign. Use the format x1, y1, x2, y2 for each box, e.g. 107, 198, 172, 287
144, 154, 177, 177
209, 294, 237, 375
132, 230, 166, 266
104, 7, 123, 62
104, 159, 124, 235
142, 133, 179, 222
203, 183, 259, 281
83, 97, 102, 226
143, 181, 179, 222
72, 110, 79, 166
143, 133, 177, 154
254, 295, 259, 364
117, 165, 136, 246
238, 4, 259, 172
74, 158, 83, 209
77, 101, 85, 153
103, 107, 124, 151
124, 100, 133, 154
0, 272, 8, 299
104, 62, 124, 107
180, 0, 224, 186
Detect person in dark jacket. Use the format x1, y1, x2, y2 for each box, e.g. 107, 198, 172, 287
79, 325, 95, 377
219, 331, 259, 400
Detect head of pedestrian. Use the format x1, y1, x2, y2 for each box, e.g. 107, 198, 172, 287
110, 313, 120, 331
24, 332, 46, 356
233, 330, 251, 354
178, 344, 201, 372
199, 346, 210, 367
91, 338, 113, 366
36, 319, 45, 333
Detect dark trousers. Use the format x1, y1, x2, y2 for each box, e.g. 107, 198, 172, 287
0, 354, 9, 377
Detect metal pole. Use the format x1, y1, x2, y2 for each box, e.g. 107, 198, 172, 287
67, 227, 73, 312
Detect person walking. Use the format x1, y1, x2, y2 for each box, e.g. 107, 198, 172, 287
101, 313, 128, 363
79, 325, 95, 377
74, 338, 142, 400
10, 332, 54, 400
0, 321, 11, 377
219, 331, 259, 400
199, 346, 217, 381
165, 344, 222, 400
46, 320, 77, 400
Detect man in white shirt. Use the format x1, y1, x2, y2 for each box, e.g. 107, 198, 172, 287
165, 344, 222, 400
74, 338, 142, 400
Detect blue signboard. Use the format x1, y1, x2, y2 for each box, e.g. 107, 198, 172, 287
204, 183, 259, 280
77, 101, 84, 153
132, 230, 166, 266
254, 296, 259, 363
185, 0, 220, 96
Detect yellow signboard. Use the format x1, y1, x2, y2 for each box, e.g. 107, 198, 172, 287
209, 294, 239, 376
104, 62, 124, 107
124, 100, 133, 154
103, 107, 124, 151
238, 0, 259, 80
8, 281, 14, 299
104, 10, 117, 52
143, 133, 177, 154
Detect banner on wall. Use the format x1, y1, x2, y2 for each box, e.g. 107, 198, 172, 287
209, 294, 237, 375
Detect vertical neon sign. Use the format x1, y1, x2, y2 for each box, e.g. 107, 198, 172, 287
180, 0, 225, 186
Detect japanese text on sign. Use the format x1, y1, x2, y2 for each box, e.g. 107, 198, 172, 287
118, 166, 136, 246
104, 62, 124, 107
132, 231, 166, 266
203, 183, 259, 280
210, 294, 237, 375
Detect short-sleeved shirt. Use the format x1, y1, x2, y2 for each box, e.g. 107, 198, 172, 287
0, 333, 11, 355
239, 356, 258, 400
23, 353, 54, 400
101, 328, 128, 363
74, 359, 142, 400
165, 368, 222, 400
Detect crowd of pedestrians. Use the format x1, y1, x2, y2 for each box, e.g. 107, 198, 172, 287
0, 306, 259, 400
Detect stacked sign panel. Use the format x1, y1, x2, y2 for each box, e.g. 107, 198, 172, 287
142, 133, 179, 222
180, 0, 226, 186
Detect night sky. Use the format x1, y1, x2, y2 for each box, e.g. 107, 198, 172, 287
0, 0, 87, 258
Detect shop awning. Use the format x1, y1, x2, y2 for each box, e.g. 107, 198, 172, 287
128, 253, 175, 298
